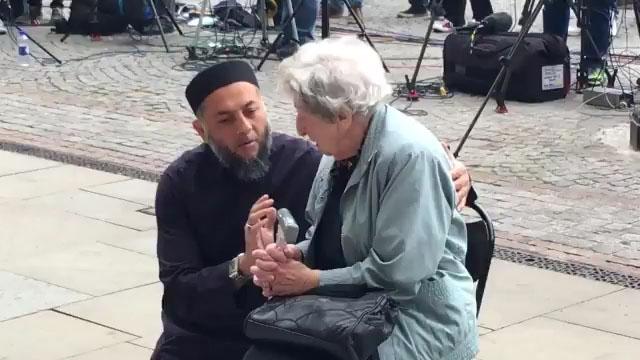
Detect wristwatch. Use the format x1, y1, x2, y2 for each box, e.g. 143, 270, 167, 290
228, 253, 249, 287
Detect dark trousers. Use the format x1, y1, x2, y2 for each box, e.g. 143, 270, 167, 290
409, 0, 493, 26
470, 0, 493, 21
444, 0, 494, 26
281, 0, 318, 45
543, 0, 616, 70
8, 0, 64, 18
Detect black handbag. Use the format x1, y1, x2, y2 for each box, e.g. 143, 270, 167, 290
244, 285, 397, 360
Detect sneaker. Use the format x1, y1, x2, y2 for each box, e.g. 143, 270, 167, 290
568, 11, 579, 36
276, 41, 299, 59
587, 68, 606, 86
433, 18, 453, 33
611, 10, 620, 38
0, 19, 6, 35
397, 5, 427, 18
29, 5, 43, 25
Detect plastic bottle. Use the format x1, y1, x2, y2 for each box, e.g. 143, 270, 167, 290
17, 30, 31, 66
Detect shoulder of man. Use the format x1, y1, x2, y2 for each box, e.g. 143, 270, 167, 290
271, 132, 321, 163
161, 143, 210, 182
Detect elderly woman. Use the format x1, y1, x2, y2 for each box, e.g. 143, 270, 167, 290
249, 36, 479, 360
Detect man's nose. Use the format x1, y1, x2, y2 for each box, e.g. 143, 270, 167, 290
237, 115, 252, 134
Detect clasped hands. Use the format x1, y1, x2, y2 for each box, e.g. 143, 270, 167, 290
244, 195, 319, 298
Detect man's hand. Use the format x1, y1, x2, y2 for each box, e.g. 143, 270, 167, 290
241, 195, 276, 275
451, 159, 470, 211
251, 244, 318, 297
442, 142, 472, 211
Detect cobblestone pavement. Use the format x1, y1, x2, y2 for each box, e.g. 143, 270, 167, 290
1, 0, 639, 275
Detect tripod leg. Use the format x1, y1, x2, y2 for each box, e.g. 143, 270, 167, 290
321, 0, 329, 38
341, 0, 389, 73
258, 0, 269, 46
148, 0, 170, 53
15, 25, 62, 64
283, 0, 300, 44
454, 0, 546, 157
410, 0, 442, 86
256, 0, 304, 71
158, 0, 184, 36
192, 0, 208, 50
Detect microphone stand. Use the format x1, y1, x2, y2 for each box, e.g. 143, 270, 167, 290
455, 0, 604, 157
405, 0, 444, 100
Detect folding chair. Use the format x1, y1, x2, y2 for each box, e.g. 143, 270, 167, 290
464, 201, 495, 316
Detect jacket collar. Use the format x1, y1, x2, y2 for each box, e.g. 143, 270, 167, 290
345, 103, 387, 188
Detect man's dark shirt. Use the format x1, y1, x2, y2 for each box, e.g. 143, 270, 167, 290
151, 133, 321, 360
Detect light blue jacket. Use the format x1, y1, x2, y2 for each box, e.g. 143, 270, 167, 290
298, 104, 479, 360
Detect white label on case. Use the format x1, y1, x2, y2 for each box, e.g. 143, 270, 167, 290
542, 64, 564, 91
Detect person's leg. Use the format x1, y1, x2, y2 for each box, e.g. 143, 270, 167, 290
581, 0, 615, 72
470, 0, 492, 21
442, 0, 467, 27
8, 0, 25, 19
398, 0, 427, 17
278, 0, 318, 58
542, 0, 569, 39
328, 0, 343, 17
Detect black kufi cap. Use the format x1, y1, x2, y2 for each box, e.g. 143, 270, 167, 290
185, 60, 259, 114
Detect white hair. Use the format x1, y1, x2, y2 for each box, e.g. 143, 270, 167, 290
278, 36, 392, 122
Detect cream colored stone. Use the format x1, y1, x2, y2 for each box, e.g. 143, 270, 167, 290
26, 190, 156, 231
547, 288, 640, 340
57, 283, 162, 338
0, 311, 133, 360
479, 260, 622, 329
479, 317, 640, 360
0, 271, 89, 321
0, 151, 59, 176
67, 342, 152, 360
83, 179, 158, 207
0, 165, 126, 200
5, 243, 158, 296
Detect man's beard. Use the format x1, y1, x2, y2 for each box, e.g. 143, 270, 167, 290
208, 126, 272, 182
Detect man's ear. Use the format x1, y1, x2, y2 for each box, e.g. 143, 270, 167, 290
192, 119, 206, 140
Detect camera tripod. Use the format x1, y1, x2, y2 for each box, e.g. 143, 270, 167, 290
455, 0, 604, 157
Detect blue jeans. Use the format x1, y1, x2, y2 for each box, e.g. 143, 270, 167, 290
543, 0, 616, 70
281, 0, 318, 45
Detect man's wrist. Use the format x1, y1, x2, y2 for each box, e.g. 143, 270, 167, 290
238, 253, 252, 276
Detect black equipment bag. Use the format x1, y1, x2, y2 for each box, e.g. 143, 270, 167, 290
443, 32, 570, 103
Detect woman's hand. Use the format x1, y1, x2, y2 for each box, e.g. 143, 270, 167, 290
251, 244, 318, 297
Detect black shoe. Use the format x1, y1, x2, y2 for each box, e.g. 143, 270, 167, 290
397, 5, 427, 18
276, 41, 299, 59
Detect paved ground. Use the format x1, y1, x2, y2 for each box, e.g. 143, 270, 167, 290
1, 0, 640, 279
1, 150, 638, 359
